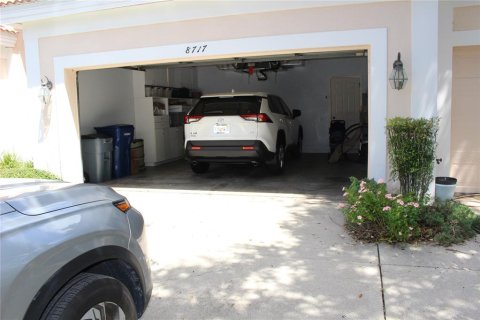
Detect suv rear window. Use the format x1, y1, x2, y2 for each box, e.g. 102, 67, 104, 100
190, 96, 262, 116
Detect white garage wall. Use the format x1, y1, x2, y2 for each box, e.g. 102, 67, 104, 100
196, 57, 368, 153
78, 68, 135, 135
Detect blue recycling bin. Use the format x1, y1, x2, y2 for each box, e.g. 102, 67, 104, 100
95, 124, 134, 179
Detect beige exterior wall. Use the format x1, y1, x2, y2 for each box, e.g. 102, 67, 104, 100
37, 0, 411, 118
450, 45, 480, 193
453, 5, 480, 31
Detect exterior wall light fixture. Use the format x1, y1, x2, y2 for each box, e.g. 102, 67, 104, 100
38, 76, 53, 105
389, 52, 408, 90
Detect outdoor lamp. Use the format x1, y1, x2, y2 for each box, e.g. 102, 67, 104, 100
389, 52, 408, 90
38, 76, 53, 105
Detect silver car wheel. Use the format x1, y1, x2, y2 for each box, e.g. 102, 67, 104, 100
81, 301, 126, 320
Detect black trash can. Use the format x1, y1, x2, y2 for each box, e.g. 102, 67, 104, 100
95, 125, 134, 179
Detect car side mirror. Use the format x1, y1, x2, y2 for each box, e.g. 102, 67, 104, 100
292, 109, 301, 118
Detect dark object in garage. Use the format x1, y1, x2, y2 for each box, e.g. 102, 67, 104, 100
329, 120, 346, 154
171, 87, 190, 98
131, 139, 145, 174
95, 124, 134, 179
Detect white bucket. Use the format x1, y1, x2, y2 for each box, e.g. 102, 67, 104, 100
435, 177, 457, 201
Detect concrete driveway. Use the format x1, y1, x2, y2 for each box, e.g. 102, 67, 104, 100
108, 156, 479, 319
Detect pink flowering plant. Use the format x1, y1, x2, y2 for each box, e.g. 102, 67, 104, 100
342, 177, 421, 242
342, 177, 480, 245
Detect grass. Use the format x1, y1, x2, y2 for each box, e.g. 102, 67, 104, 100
0, 153, 59, 180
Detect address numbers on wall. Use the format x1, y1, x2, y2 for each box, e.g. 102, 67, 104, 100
185, 45, 208, 54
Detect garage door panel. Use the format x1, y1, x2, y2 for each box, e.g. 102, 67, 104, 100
451, 45, 480, 193
451, 124, 479, 149
450, 164, 480, 193
452, 79, 480, 110
451, 151, 480, 165
453, 46, 480, 78
452, 58, 480, 78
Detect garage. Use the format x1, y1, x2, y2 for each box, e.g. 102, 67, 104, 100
77, 51, 369, 187
37, 10, 391, 184
7, 1, 435, 186
4, 1, 477, 192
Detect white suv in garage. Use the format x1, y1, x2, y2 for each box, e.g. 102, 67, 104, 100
184, 92, 303, 173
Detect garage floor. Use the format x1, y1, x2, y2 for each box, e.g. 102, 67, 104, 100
106, 154, 367, 196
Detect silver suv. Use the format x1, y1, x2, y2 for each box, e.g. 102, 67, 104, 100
184, 92, 303, 173
0, 180, 152, 320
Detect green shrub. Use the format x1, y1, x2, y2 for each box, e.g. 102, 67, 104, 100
342, 177, 480, 246
386, 117, 439, 200
0, 152, 22, 168
0, 153, 58, 180
419, 201, 480, 245
342, 177, 422, 243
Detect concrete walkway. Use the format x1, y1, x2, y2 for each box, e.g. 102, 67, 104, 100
114, 187, 479, 320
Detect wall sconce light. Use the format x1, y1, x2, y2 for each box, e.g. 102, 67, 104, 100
38, 76, 53, 105
389, 52, 408, 90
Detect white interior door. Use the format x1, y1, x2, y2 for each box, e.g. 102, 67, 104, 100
330, 77, 361, 129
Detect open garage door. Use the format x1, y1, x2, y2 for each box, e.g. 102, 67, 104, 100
76, 50, 368, 191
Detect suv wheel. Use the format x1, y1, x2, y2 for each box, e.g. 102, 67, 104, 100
191, 162, 210, 174
294, 133, 303, 158
269, 142, 285, 174
41, 273, 136, 320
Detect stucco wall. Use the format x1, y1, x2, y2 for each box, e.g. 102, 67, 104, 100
453, 5, 480, 31
35, 0, 411, 116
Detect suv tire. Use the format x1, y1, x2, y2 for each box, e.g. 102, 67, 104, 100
191, 162, 210, 174
269, 142, 285, 174
294, 132, 303, 158
41, 273, 136, 320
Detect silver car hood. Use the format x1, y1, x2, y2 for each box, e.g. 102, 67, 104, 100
0, 180, 122, 216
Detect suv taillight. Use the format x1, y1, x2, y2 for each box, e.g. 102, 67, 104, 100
184, 115, 203, 124
240, 113, 272, 123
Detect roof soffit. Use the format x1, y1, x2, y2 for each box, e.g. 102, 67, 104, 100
0, 0, 165, 24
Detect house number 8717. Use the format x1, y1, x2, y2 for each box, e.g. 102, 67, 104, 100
185, 45, 208, 54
